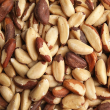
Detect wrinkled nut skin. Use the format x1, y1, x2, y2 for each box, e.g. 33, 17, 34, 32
65, 52, 87, 69
0, 96, 8, 109
34, 0, 49, 24
5, 17, 15, 41
1, 38, 16, 68
44, 104, 55, 110
101, 0, 110, 10
97, 102, 110, 110
0, 0, 14, 22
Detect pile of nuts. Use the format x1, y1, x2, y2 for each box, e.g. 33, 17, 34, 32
1, 0, 110, 109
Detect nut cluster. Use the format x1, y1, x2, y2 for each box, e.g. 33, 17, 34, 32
0, 0, 110, 110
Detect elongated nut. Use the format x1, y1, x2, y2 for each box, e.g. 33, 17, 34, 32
44, 104, 55, 110
44, 91, 61, 104
15, 48, 32, 64
29, 79, 49, 101
26, 27, 39, 61
35, 0, 49, 24
58, 16, 69, 45
96, 87, 110, 100
101, 0, 110, 9
15, 34, 22, 48
52, 86, 69, 98
14, 76, 37, 89
52, 54, 65, 82
107, 55, 110, 76
45, 65, 52, 75
63, 79, 86, 96
61, 93, 85, 109
0, 0, 14, 22
1, 38, 16, 68
59, 0, 75, 17
65, 52, 87, 69
85, 78, 96, 100
15, 85, 23, 93
27, 61, 47, 79
0, 30, 5, 49
36, 37, 52, 62
49, 15, 59, 25
65, 65, 71, 75
21, 89, 31, 110
82, 24, 102, 52
68, 39, 93, 55
45, 26, 58, 49
72, 68, 91, 81
85, 4, 104, 25
0, 73, 11, 87
85, 51, 97, 72
10, 58, 29, 77
15, 0, 26, 18
22, 2, 35, 21
68, 12, 86, 28
0, 96, 8, 109
95, 59, 107, 85
7, 93, 20, 110
0, 86, 14, 102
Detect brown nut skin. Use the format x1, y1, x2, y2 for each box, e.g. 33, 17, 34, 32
0, 96, 8, 109
0, 0, 14, 22
34, 0, 49, 24
44, 104, 55, 110
0, 0, 5, 4
5, 17, 15, 41
65, 52, 87, 69
97, 102, 110, 110
1, 38, 16, 68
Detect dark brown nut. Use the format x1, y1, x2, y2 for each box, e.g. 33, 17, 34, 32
0, 0, 14, 22
44, 104, 55, 110
14, 76, 37, 89
1, 38, 16, 68
35, 37, 52, 62
44, 91, 61, 104
52, 86, 69, 98
65, 52, 87, 69
107, 55, 110, 76
29, 100, 42, 110
34, 0, 49, 24
0, 96, 8, 109
4, 17, 15, 41
0, 0, 5, 4
85, 51, 97, 72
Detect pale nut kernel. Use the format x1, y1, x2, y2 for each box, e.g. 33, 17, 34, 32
15, 34, 22, 48
0, 30, 5, 49
49, 15, 59, 25
101, 0, 110, 10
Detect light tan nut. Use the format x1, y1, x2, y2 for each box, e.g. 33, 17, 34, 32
49, 15, 59, 25
0, 73, 11, 86
15, 0, 26, 18
52, 54, 65, 82
107, 55, 110, 76
44, 90, 61, 104
10, 80, 16, 95
38, 23, 44, 36
21, 29, 27, 41
0, 62, 3, 74
85, 4, 104, 25
27, 61, 47, 79
15, 85, 23, 93
85, 78, 97, 100
15, 48, 32, 64
14, 76, 37, 89
75, 6, 91, 18
61, 93, 85, 109
101, 0, 110, 9
22, 21, 29, 31
4, 62, 16, 78
101, 23, 110, 52
21, 89, 31, 110
68, 39, 93, 55
49, 5, 66, 18
52, 86, 69, 98
45, 65, 52, 75
7, 93, 20, 110
93, 78, 101, 87
72, 68, 91, 81
44, 104, 55, 110
0, 30, 5, 49
59, 0, 75, 17
58, 16, 69, 45
22, 2, 35, 21
63, 79, 86, 96
36, 37, 52, 62
45, 26, 58, 49
27, 60, 38, 68
95, 59, 107, 85
15, 26, 21, 35
10, 58, 29, 77
64, 74, 73, 80
68, 12, 86, 28
29, 79, 49, 101
65, 65, 71, 75
98, 53, 107, 64
82, 24, 102, 52
15, 34, 22, 48
42, 75, 58, 87
96, 87, 110, 100
26, 27, 39, 61
85, 51, 97, 72
107, 12, 110, 32
0, 86, 14, 102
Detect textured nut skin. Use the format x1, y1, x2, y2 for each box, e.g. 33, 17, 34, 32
65, 52, 87, 69
34, 0, 49, 24
101, 0, 110, 10
0, 96, 8, 109
44, 104, 55, 110
0, 0, 14, 22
